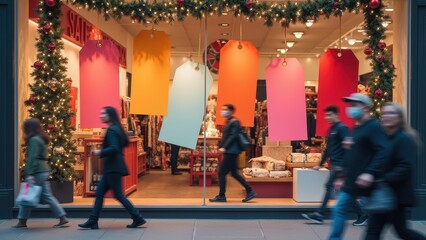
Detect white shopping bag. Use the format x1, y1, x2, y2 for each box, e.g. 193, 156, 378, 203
16, 182, 42, 207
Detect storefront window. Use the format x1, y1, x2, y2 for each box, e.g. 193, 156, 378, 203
18, 0, 401, 207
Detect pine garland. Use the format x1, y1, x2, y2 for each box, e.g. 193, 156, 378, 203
25, 0, 77, 182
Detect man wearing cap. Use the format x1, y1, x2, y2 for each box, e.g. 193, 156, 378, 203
328, 93, 389, 240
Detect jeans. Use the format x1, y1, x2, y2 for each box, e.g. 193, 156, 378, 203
170, 144, 180, 173
365, 207, 426, 240
328, 191, 367, 240
218, 153, 252, 197
318, 168, 364, 216
91, 173, 139, 219
18, 172, 66, 219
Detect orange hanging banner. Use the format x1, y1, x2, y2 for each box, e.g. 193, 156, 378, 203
130, 30, 171, 115
215, 40, 258, 127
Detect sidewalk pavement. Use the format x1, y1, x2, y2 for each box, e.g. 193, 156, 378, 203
1, 218, 425, 240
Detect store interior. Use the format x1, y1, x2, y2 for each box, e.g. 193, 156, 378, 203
18, 0, 406, 207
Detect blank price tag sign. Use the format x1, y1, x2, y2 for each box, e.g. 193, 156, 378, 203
215, 40, 258, 127
316, 49, 358, 136
80, 40, 120, 128
130, 30, 171, 115
266, 58, 307, 141
159, 62, 213, 149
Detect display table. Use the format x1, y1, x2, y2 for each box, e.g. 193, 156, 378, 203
242, 174, 293, 198
189, 152, 222, 186
83, 138, 138, 197
293, 168, 329, 202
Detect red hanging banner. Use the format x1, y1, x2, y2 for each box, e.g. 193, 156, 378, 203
316, 49, 358, 136
215, 40, 258, 127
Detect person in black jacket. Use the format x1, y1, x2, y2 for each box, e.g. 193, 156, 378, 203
365, 102, 426, 240
328, 93, 389, 240
79, 107, 145, 229
209, 104, 256, 203
302, 105, 364, 224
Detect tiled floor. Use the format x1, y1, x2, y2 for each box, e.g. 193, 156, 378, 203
1, 219, 425, 240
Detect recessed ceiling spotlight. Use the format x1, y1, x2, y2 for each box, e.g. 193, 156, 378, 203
347, 39, 357, 45
385, 8, 394, 12
286, 41, 295, 48
219, 23, 230, 27
305, 20, 314, 28
293, 32, 304, 39
382, 20, 391, 28
221, 33, 229, 36
222, 12, 228, 16
277, 48, 287, 54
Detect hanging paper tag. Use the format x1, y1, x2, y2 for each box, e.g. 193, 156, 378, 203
266, 58, 307, 141
130, 30, 171, 115
79, 40, 120, 128
215, 40, 258, 127
158, 61, 213, 149
316, 49, 358, 136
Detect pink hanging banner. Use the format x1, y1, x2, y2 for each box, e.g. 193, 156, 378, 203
316, 49, 358, 136
266, 58, 307, 141
215, 40, 258, 127
79, 40, 120, 128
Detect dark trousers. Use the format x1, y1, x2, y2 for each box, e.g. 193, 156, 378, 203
365, 207, 426, 240
218, 153, 252, 196
170, 144, 180, 173
317, 167, 364, 216
91, 173, 140, 219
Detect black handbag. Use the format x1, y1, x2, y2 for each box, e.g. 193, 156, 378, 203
363, 179, 396, 214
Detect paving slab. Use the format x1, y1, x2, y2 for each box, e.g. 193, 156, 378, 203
194, 220, 263, 239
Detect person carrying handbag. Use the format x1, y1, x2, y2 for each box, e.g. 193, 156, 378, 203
209, 104, 256, 203
365, 103, 426, 240
13, 118, 69, 228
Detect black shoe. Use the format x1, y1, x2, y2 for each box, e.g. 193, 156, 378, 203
242, 191, 257, 203
171, 172, 182, 175
209, 195, 227, 202
78, 217, 99, 229
127, 216, 146, 228
353, 214, 368, 226
302, 212, 324, 224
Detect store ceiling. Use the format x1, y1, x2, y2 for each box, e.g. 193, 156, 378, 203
118, 0, 394, 57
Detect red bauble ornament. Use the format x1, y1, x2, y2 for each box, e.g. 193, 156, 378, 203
378, 42, 387, 50
29, 96, 37, 105
245, 0, 254, 8
374, 89, 384, 98
43, 24, 51, 33
48, 124, 56, 131
369, 0, 380, 9
333, 1, 340, 9
33, 61, 43, 70
48, 43, 56, 51
377, 55, 385, 62
364, 46, 373, 55
45, 0, 56, 7
177, 0, 184, 7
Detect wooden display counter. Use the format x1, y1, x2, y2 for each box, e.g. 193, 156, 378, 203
83, 138, 138, 197
242, 173, 293, 198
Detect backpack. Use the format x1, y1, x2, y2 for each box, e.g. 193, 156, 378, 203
230, 118, 250, 151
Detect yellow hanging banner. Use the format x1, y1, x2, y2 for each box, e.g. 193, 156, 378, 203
130, 30, 171, 115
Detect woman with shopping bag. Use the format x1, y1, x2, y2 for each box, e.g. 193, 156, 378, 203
13, 118, 69, 228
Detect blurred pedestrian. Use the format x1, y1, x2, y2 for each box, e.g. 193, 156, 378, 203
328, 93, 389, 240
365, 102, 426, 240
13, 118, 69, 228
209, 104, 256, 203
302, 105, 364, 224
78, 107, 145, 229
